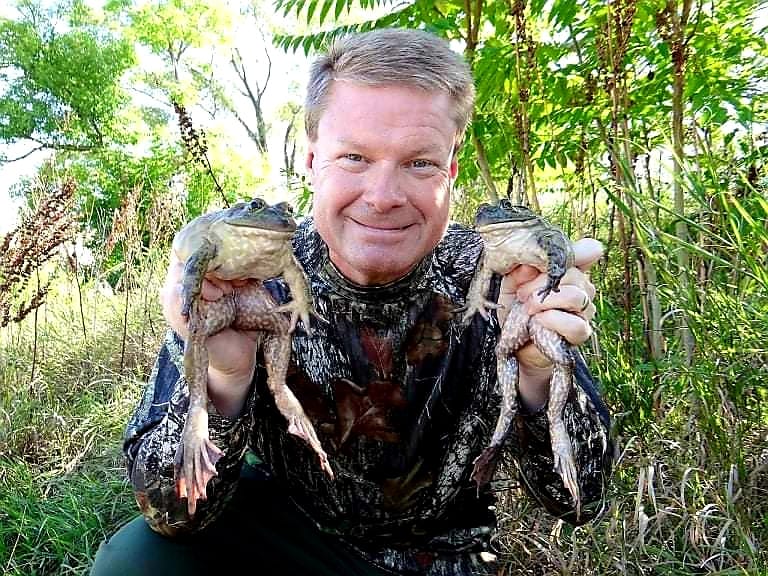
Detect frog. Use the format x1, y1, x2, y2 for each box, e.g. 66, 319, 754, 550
172, 198, 333, 517
462, 199, 581, 518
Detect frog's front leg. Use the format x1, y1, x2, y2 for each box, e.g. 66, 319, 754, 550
262, 333, 334, 479
180, 239, 218, 317
535, 230, 574, 303
461, 252, 500, 323
277, 255, 321, 334
529, 320, 580, 519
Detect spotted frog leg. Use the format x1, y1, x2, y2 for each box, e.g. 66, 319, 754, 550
176, 283, 332, 518
529, 319, 580, 519
471, 298, 529, 486
176, 297, 226, 517
470, 299, 581, 519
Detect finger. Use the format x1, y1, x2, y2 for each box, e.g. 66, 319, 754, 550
533, 310, 593, 346
501, 265, 539, 293
177, 477, 187, 499
572, 238, 603, 271
517, 268, 595, 303
526, 285, 596, 321
203, 276, 234, 299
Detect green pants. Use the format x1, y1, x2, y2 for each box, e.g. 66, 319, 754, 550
90, 468, 390, 576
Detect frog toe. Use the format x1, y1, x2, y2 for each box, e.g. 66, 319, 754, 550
471, 446, 500, 488
175, 432, 222, 517
552, 442, 580, 514
461, 300, 502, 323
286, 418, 333, 479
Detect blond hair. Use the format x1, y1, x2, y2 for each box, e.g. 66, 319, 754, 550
305, 28, 475, 146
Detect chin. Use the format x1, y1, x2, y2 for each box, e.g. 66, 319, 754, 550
356, 255, 421, 285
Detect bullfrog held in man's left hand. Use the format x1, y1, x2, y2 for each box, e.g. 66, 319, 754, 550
463, 200, 581, 518
172, 198, 332, 517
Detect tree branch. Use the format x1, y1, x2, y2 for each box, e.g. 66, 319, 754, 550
3, 145, 46, 163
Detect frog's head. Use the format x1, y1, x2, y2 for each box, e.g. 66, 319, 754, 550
475, 199, 537, 228
222, 198, 296, 233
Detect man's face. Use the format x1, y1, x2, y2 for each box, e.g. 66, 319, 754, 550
306, 81, 459, 286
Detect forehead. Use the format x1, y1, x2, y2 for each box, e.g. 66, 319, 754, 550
316, 81, 458, 150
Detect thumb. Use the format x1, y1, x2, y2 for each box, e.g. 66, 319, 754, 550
573, 238, 603, 271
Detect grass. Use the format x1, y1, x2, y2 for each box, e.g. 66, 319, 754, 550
0, 259, 163, 576
0, 244, 766, 575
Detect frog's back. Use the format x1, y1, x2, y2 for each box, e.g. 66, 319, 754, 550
172, 211, 223, 262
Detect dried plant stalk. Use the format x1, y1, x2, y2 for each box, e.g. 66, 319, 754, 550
0, 179, 79, 327
172, 99, 228, 207
105, 183, 141, 260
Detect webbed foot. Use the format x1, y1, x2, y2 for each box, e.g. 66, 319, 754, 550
550, 423, 580, 519
275, 300, 325, 335
459, 298, 503, 324
271, 385, 334, 480
174, 407, 224, 517
286, 415, 335, 480
470, 446, 500, 489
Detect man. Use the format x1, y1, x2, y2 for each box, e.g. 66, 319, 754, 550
92, 28, 610, 576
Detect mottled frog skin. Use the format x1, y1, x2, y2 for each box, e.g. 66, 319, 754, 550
172, 198, 332, 516
463, 200, 581, 517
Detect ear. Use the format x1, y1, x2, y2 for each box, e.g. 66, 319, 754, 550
449, 154, 459, 180
305, 149, 315, 173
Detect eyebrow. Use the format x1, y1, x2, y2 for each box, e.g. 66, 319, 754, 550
335, 137, 447, 158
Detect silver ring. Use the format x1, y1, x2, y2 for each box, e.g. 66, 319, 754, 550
580, 295, 590, 312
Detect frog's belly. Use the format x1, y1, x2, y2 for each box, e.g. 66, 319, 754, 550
210, 251, 287, 281
485, 243, 548, 275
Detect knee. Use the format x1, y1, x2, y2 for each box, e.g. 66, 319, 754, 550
89, 516, 167, 576
90, 515, 207, 576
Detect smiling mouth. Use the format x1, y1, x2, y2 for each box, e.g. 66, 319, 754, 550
350, 218, 413, 232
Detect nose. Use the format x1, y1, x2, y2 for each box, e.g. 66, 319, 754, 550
361, 163, 406, 212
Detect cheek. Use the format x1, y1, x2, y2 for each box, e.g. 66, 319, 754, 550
412, 178, 451, 221
312, 172, 353, 224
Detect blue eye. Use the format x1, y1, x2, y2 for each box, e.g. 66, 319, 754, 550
344, 153, 363, 162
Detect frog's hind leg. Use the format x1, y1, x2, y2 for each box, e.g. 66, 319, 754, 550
175, 298, 233, 516
471, 353, 518, 487
471, 300, 530, 488
530, 321, 580, 519
262, 333, 334, 480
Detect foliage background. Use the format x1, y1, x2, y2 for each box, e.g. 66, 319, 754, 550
0, 0, 766, 573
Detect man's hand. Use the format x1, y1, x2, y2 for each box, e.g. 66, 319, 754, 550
497, 238, 603, 411
159, 254, 259, 418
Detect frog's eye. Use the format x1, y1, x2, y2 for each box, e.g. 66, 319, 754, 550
249, 198, 266, 210
275, 201, 293, 215
500, 199, 513, 210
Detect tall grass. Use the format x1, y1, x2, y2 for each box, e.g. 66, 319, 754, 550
0, 252, 165, 575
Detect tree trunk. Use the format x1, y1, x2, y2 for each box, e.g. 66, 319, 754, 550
511, 0, 540, 211
668, 0, 695, 363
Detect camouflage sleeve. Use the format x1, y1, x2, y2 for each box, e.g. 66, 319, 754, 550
124, 330, 254, 536
514, 350, 613, 524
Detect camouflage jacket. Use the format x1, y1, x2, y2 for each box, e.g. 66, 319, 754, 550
125, 219, 612, 575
